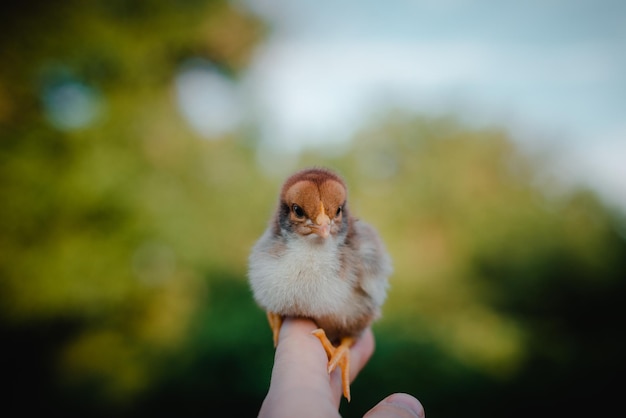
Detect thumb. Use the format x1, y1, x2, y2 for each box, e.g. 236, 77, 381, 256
363, 393, 425, 418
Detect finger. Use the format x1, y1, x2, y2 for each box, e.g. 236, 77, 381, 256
259, 318, 339, 418
349, 327, 375, 382
363, 393, 425, 418
274, 317, 332, 391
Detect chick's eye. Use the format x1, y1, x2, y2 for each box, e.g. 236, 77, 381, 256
336, 206, 342, 217
292, 204, 305, 218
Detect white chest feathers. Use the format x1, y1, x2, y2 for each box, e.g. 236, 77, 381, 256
248, 233, 353, 317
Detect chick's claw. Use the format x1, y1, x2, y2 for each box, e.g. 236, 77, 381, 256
312, 328, 354, 402
267, 311, 283, 348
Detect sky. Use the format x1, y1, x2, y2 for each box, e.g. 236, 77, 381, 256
177, 0, 626, 211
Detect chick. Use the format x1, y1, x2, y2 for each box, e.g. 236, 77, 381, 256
248, 167, 392, 401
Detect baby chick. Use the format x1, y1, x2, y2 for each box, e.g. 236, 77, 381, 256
248, 167, 392, 401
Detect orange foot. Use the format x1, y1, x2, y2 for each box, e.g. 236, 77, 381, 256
266, 311, 283, 347
311, 328, 355, 402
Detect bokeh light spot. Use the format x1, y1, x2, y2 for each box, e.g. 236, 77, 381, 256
174, 58, 243, 139
42, 79, 103, 130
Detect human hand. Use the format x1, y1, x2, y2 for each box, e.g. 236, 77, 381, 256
258, 317, 424, 418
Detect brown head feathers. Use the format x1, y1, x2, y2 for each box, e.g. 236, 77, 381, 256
274, 168, 349, 237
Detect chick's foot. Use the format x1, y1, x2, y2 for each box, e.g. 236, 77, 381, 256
311, 328, 354, 402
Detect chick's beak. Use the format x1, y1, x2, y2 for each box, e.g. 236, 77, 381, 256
314, 212, 331, 238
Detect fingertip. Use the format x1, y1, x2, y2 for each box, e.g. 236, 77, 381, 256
276, 317, 318, 344
269, 317, 334, 398
386, 393, 425, 417
364, 393, 425, 418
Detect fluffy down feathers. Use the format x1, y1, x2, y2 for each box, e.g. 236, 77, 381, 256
248, 167, 392, 344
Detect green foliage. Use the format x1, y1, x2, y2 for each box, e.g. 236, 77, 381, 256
1, 2, 625, 417
1, 0, 272, 412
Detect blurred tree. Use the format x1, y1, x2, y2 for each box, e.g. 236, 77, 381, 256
0, 0, 269, 414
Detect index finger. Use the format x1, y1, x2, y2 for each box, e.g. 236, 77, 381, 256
277, 318, 376, 407
259, 318, 339, 418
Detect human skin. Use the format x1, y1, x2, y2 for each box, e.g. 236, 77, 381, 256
257, 318, 424, 418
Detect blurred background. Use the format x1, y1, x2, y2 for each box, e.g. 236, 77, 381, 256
1, 0, 625, 416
